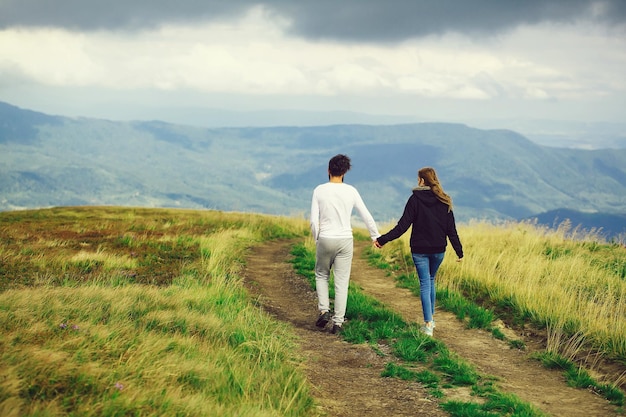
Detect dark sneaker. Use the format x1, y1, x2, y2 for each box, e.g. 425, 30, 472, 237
315, 311, 331, 328
331, 324, 343, 334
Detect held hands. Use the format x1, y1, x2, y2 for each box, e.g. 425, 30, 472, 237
373, 240, 382, 249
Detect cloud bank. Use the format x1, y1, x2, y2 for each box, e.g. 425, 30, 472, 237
1, 0, 625, 40
0, 0, 624, 127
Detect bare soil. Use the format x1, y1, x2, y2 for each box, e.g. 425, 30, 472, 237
243, 239, 624, 417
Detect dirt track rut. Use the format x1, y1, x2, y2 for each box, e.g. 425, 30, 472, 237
243, 239, 621, 417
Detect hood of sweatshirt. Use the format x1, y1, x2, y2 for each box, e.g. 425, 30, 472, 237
411, 186, 440, 207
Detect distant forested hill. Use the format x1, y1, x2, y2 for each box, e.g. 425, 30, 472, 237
1, 101, 625, 238
525, 209, 626, 240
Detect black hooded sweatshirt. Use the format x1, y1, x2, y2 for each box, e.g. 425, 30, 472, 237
377, 187, 463, 258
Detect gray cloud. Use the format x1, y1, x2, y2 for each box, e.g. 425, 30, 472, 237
1, 0, 624, 41
0, 0, 254, 31
280, 0, 626, 41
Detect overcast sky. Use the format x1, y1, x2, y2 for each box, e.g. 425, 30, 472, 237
1, 0, 625, 129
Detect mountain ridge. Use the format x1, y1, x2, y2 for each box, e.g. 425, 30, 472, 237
1, 101, 624, 238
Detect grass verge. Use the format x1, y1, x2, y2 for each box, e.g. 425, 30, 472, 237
290, 239, 547, 417
363, 226, 625, 410
0, 206, 315, 416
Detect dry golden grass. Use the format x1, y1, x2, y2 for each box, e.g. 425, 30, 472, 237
2, 206, 623, 415
0, 206, 313, 416
381, 219, 626, 360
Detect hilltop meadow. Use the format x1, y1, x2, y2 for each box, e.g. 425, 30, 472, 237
0, 206, 625, 416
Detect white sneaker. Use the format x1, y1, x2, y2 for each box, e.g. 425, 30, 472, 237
420, 322, 434, 336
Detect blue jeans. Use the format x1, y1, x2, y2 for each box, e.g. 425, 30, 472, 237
411, 252, 445, 323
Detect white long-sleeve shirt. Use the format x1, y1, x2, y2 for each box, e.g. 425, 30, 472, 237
310, 182, 380, 241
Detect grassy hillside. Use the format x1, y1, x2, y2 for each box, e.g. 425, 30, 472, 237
0, 207, 313, 416
373, 219, 626, 362
1, 206, 625, 416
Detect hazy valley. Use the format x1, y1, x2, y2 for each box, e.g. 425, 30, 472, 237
1, 101, 625, 239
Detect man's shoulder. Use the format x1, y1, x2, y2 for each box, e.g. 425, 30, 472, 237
341, 183, 362, 197
315, 182, 357, 190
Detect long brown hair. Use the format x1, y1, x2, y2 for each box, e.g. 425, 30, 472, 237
418, 167, 453, 211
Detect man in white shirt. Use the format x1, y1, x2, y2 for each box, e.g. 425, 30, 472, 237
310, 154, 380, 334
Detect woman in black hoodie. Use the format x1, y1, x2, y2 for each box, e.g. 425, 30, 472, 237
374, 167, 463, 336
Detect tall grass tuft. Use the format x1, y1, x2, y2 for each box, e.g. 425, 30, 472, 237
370, 218, 626, 406
377, 219, 626, 361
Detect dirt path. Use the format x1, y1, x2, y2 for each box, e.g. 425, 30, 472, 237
243, 239, 621, 417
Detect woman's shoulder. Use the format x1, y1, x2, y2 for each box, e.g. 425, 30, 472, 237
411, 187, 435, 198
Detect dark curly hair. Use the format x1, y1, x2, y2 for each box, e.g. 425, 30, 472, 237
328, 154, 351, 177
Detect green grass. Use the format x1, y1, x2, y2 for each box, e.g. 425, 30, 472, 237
2, 207, 624, 416
0, 206, 314, 416
290, 240, 545, 417
531, 351, 624, 406
442, 221, 626, 360
382, 362, 441, 390
363, 223, 626, 410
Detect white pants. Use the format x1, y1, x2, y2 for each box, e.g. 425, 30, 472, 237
315, 237, 353, 326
